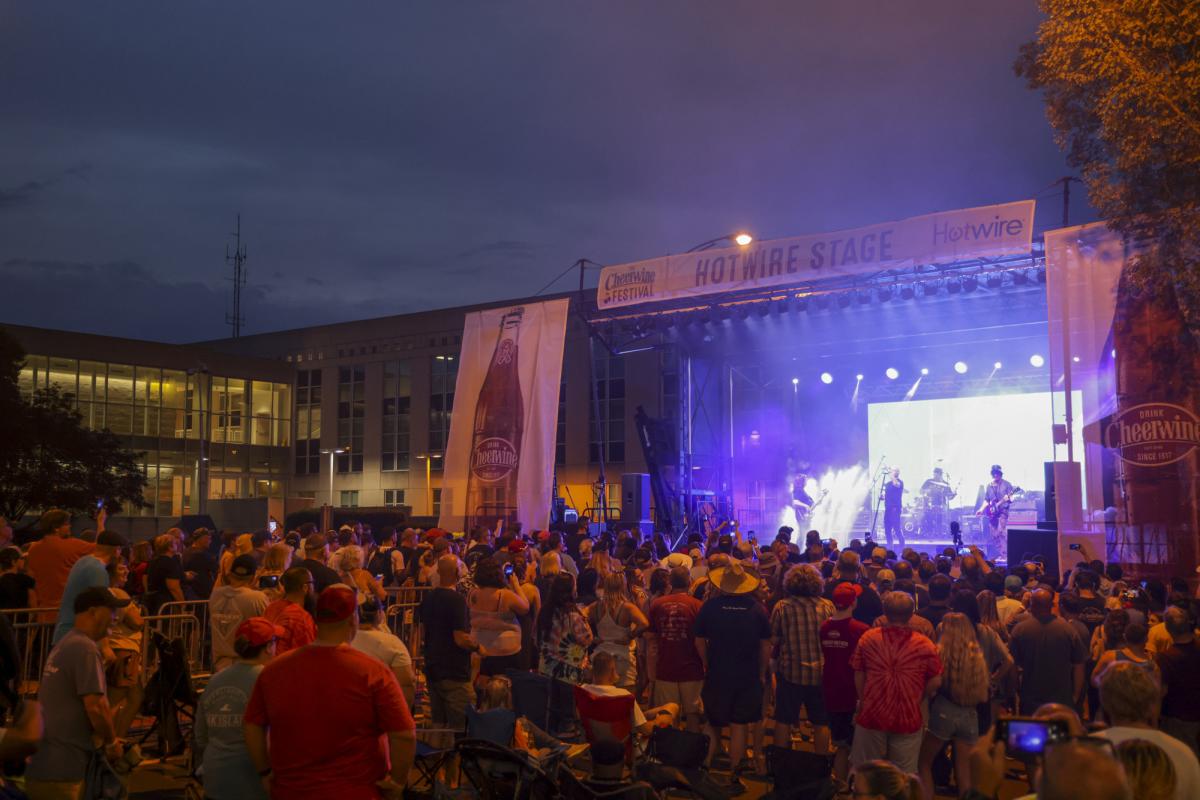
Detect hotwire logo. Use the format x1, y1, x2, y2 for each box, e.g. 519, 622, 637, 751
932, 215, 1025, 245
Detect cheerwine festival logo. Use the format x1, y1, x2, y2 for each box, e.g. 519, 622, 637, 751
602, 265, 657, 305
471, 437, 519, 481
1105, 402, 1200, 467
496, 339, 515, 366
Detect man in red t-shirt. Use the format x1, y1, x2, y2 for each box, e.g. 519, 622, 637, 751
263, 567, 316, 655
25, 509, 94, 622
647, 566, 705, 731
820, 582, 870, 782
848, 590, 941, 774
244, 584, 416, 799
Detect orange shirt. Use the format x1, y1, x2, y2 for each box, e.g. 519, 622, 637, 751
25, 536, 94, 619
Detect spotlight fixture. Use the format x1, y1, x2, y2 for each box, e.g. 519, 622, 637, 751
820, 372, 833, 384
791, 377, 799, 386
857, 291, 872, 305
734, 233, 753, 246
985, 274, 1002, 289
922, 282, 939, 297
885, 367, 899, 380
794, 296, 809, 312
1013, 271, 1030, 285
855, 373, 864, 381
920, 367, 929, 376
877, 286, 893, 302
756, 302, 770, 318
815, 295, 830, 310
899, 285, 915, 301
735, 305, 749, 321
993, 361, 1003, 370
1072, 355, 1080, 363
954, 361, 968, 374
837, 294, 851, 309
947, 280, 962, 294
962, 276, 978, 293
1030, 354, 1045, 367
1036, 268, 1047, 284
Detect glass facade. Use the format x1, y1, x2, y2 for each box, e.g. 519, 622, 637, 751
295, 368, 322, 475
429, 354, 457, 456
590, 352, 626, 463
17, 355, 290, 517
381, 360, 412, 471
337, 365, 365, 473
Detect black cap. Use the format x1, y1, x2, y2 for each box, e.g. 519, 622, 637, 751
230, 554, 258, 578
74, 586, 131, 614
96, 530, 128, 548
990, 464, 1003, 474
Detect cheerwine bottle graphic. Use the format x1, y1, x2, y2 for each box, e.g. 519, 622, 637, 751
465, 307, 525, 527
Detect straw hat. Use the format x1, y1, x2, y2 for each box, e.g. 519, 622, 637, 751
707, 561, 761, 595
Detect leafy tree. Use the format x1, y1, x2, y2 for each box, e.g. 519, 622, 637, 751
0, 330, 149, 521
1015, 0, 1200, 327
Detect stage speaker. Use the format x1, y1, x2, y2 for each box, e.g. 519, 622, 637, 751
1042, 461, 1057, 527
621, 473, 651, 524
1007, 528, 1059, 579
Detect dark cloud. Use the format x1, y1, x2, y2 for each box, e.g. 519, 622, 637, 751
0, 2, 1087, 340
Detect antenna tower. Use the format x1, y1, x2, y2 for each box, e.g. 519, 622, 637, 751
225, 214, 248, 337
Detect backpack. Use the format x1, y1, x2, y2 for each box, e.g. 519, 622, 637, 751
367, 547, 396, 587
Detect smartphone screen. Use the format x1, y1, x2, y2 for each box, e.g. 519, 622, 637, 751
997, 719, 1068, 756
268, 520, 278, 533
258, 575, 279, 589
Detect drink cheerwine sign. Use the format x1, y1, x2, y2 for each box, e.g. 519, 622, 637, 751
597, 200, 1036, 310
439, 298, 569, 532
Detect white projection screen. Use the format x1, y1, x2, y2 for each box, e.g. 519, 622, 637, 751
867, 391, 1085, 508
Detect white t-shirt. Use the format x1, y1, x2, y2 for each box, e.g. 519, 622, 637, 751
996, 596, 1024, 626
351, 627, 414, 680
1093, 727, 1200, 800
580, 683, 646, 729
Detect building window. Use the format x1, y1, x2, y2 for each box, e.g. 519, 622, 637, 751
339, 490, 359, 508
295, 369, 322, 475
337, 365, 365, 472
589, 353, 625, 463
429, 354, 458, 456
382, 360, 412, 471
555, 378, 567, 466
384, 489, 406, 508
432, 487, 442, 517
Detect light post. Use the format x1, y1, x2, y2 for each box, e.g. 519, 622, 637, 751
686, 232, 754, 252
416, 454, 443, 517
319, 448, 346, 508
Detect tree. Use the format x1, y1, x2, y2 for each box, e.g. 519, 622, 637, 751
0, 330, 149, 521
1015, 0, 1200, 327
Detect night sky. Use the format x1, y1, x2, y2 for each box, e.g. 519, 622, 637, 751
0, 2, 1086, 343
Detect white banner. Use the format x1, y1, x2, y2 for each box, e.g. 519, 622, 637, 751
597, 200, 1036, 310
438, 298, 569, 532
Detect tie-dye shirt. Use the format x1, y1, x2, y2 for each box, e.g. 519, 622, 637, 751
849, 625, 942, 734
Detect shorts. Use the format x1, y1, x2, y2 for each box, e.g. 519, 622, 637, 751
829, 711, 855, 746
774, 677, 828, 726
927, 694, 979, 743
429, 679, 475, 730
653, 680, 704, 716
480, 651, 525, 677
702, 679, 764, 727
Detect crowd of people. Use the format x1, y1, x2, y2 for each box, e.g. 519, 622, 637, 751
0, 509, 1198, 800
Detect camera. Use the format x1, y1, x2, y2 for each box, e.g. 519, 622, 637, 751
994, 717, 1068, 757
503, 562, 514, 578
258, 575, 280, 590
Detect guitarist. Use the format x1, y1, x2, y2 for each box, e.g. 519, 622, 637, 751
977, 464, 1015, 562
883, 467, 905, 550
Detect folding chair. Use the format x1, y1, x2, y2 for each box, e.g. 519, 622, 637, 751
466, 705, 517, 747
559, 766, 658, 800
507, 669, 578, 739
457, 738, 558, 800
138, 631, 197, 757
572, 687, 635, 769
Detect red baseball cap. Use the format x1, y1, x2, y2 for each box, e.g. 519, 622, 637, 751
314, 584, 358, 623
832, 582, 863, 609
425, 528, 447, 541
507, 539, 528, 553
235, 617, 286, 647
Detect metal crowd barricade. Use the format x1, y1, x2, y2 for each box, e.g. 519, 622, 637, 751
142, 600, 211, 680
0, 607, 59, 696
384, 585, 432, 671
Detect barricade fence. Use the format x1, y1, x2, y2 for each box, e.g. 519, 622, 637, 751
3, 586, 435, 696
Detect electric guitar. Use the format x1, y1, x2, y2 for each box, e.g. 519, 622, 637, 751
981, 486, 1021, 523
793, 488, 830, 519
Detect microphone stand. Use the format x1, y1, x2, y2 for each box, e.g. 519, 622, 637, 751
868, 456, 887, 538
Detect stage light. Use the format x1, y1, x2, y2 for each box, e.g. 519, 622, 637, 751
734, 233, 753, 246
920, 367, 929, 376
815, 295, 830, 310
922, 282, 939, 297
1013, 271, 1030, 285
735, 305, 749, 320
877, 286, 892, 302
986, 274, 1002, 289
994, 361, 1002, 370
794, 296, 809, 312
899, 285, 915, 301
1030, 354, 1045, 367
1036, 268, 1046, 284
791, 377, 799, 386
820, 372, 833, 384
855, 373, 864, 381
857, 291, 871, 305
885, 367, 899, 380
756, 302, 770, 318
1072, 355, 1080, 363
962, 276, 978, 293
954, 361, 968, 374
837, 294, 851, 309
947, 280, 962, 294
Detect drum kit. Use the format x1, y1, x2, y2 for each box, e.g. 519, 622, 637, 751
899, 463, 969, 537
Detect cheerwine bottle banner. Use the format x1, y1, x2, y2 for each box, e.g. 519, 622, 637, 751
439, 298, 569, 532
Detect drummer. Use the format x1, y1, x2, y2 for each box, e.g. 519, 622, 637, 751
920, 467, 956, 507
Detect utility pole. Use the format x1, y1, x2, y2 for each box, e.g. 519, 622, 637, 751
225, 214, 248, 337
1057, 176, 1078, 228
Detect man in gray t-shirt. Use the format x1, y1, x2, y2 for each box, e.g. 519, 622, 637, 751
26, 586, 130, 793
210, 555, 268, 672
